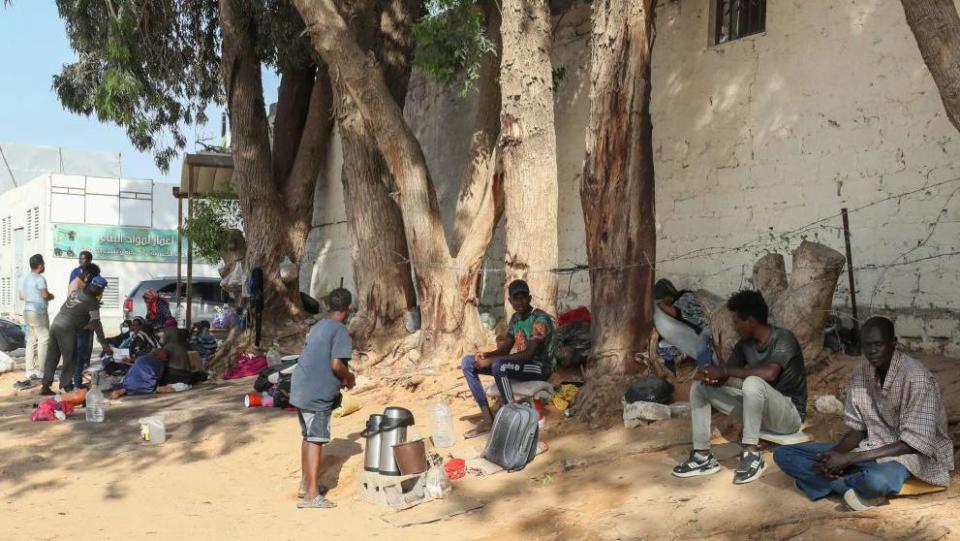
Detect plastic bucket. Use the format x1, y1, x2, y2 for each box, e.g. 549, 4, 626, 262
392, 439, 428, 475
139, 416, 166, 445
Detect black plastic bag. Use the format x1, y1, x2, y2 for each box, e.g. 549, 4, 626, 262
624, 375, 674, 404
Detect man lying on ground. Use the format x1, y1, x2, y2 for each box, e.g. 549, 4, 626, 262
291, 287, 356, 509
774, 316, 954, 510
652, 278, 714, 370
461, 279, 555, 439
672, 289, 807, 484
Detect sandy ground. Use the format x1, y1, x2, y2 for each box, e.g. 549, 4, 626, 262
1, 352, 958, 541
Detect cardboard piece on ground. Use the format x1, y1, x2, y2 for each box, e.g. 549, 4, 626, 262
758, 430, 813, 445
466, 457, 503, 477
380, 495, 485, 528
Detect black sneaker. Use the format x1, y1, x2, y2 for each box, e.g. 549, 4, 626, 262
733, 451, 766, 484
39, 386, 56, 396
672, 451, 721, 478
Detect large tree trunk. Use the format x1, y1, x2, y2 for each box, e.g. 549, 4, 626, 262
213, 0, 332, 370
337, 0, 420, 349
295, 0, 502, 360
575, 0, 657, 425
753, 242, 846, 364
901, 0, 960, 132
499, 0, 559, 316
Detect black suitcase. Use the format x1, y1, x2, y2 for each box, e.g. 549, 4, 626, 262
483, 403, 540, 471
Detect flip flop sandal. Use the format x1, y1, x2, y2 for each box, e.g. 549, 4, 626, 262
298, 481, 328, 499
297, 495, 336, 509
536, 441, 549, 455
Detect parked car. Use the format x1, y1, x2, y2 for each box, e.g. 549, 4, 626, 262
0, 318, 26, 352
124, 277, 232, 325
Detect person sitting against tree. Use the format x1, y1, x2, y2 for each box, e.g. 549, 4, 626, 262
652, 278, 714, 371
461, 279, 554, 439
142, 288, 173, 331
773, 317, 953, 511
671, 289, 807, 484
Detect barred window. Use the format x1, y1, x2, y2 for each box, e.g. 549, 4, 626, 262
715, 0, 766, 45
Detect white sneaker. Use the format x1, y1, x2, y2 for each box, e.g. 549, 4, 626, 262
843, 488, 885, 511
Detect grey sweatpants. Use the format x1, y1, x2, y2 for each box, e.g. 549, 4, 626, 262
42, 325, 77, 390
690, 376, 802, 449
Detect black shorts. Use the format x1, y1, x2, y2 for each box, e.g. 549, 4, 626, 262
297, 408, 332, 443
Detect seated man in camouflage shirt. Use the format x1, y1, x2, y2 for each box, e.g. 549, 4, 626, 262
461, 279, 554, 439
774, 316, 954, 510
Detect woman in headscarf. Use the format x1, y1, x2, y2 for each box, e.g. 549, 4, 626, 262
142, 288, 173, 331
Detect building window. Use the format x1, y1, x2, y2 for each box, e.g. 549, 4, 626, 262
1, 216, 10, 246
715, 0, 766, 45
32, 206, 40, 240
26, 208, 33, 241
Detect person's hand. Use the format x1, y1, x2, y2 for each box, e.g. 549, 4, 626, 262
474, 355, 494, 369
816, 450, 855, 478
343, 372, 356, 390
701, 364, 727, 386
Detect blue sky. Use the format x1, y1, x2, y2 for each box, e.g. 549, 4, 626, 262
0, 2, 279, 183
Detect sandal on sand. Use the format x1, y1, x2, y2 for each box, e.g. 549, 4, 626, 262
298, 481, 328, 499
297, 495, 336, 509
536, 441, 549, 455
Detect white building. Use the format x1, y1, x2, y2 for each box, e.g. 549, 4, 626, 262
0, 171, 217, 331
302, 0, 960, 354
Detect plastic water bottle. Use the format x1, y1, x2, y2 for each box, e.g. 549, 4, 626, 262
430, 402, 455, 448
85, 370, 105, 423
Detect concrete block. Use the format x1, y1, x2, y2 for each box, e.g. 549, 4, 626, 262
895, 316, 924, 339
623, 401, 672, 424
924, 318, 957, 340
669, 402, 691, 418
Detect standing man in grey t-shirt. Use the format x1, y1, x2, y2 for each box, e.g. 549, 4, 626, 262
291, 287, 355, 509
672, 290, 807, 485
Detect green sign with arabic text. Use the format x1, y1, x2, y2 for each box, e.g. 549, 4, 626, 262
53, 224, 184, 263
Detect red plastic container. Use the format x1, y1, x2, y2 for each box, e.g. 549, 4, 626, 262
444, 458, 466, 480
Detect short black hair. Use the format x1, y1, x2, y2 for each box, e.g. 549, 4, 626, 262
83, 263, 101, 279
726, 290, 769, 325
654, 279, 679, 300
862, 316, 896, 342
29, 254, 44, 270
329, 288, 352, 312
79, 250, 93, 260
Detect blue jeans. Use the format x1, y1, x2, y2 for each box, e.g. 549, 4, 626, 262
773, 442, 911, 500
461, 355, 550, 407
73, 330, 94, 387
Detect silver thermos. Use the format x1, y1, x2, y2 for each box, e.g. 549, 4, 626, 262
378, 407, 415, 476
361, 414, 385, 473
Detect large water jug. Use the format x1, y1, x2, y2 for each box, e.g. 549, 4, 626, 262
85, 369, 105, 422
430, 402, 455, 448
85, 386, 105, 422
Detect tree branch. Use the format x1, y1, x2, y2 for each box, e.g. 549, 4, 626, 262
285, 65, 334, 217
273, 63, 316, 192
901, 0, 960, 133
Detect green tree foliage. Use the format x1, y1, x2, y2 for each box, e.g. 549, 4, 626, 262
412, 0, 495, 96
52, 0, 312, 171
181, 192, 243, 262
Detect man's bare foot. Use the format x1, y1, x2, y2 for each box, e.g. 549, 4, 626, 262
157, 385, 175, 394
110, 389, 127, 400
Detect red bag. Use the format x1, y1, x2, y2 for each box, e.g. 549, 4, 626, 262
224, 353, 268, 380
31, 398, 75, 422
557, 306, 591, 327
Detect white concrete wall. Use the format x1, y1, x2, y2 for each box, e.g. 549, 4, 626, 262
0, 174, 217, 333
305, 0, 960, 352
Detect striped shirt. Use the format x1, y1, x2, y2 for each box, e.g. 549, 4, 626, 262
844, 351, 954, 486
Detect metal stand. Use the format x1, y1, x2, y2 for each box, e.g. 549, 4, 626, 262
358, 470, 431, 510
